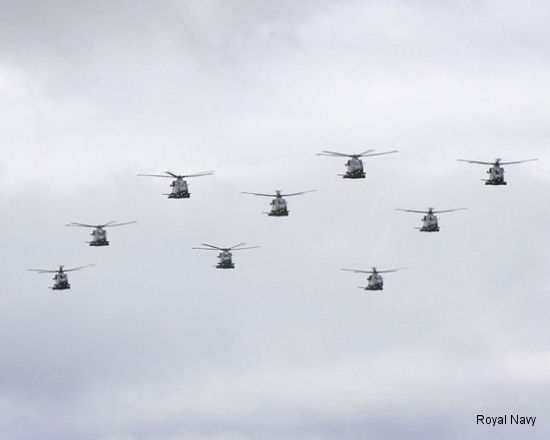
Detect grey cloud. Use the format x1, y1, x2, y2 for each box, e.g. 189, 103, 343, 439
1, 1, 550, 439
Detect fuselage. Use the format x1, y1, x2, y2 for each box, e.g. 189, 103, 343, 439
169, 178, 190, 198
217, 250, 234, 269
269, 196, 288, 216
52, 271, 70, 290
486, 165, 506, 184
344, 157, 365, 178
90, 227, 109, 246
366, 272, 384, 290
420, 213, 439, 232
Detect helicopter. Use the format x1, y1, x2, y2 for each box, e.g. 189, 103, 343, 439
317, 149, 398, 179
395, 207, 466, 232
342, 267, 406, 291
192, 243, 260, 269
241, 190, 316, 216
66, 221, 137, 246
28, 264, 94, 290
457, 158, 538, 185
137, 170, 214, 198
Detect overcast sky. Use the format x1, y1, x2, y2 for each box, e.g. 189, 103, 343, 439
1, 1, 550, 439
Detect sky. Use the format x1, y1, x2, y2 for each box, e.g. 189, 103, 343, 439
1, 1, 550, 439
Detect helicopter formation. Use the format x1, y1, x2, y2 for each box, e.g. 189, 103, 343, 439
28, 154, 538, 291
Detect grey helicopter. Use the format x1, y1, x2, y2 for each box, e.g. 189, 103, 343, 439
192, 243, 260, 269
342, 267, 406, 291
66, 220, 137, 246
317, 149, 398, 179
28, 264, 94, 290
457, 158, 537, 185
395, 207, 466, 232
241, 190, 316, 216
137, 170, 214, 198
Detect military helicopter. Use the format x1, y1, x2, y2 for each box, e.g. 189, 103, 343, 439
28, 264, 94, 290
457, 158, 538, 185
317, 149, 398, 178
66, 221, 137, 246
342, 267, 406, 291
137, 170, 214, 198
192, 243, 260, 269
241, 190, 316, 216
395, 207, 466, 232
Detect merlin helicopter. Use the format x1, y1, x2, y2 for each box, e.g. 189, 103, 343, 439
66, 220, 137, 246
317, 149, 398, 178
395, 207, 466, 232
457, 158, 537, 185
341, 267, 406, 291
241, 190, 316, 216
137, 170, 214, 198
27, 264, 94, 290
192, 243, 260, 269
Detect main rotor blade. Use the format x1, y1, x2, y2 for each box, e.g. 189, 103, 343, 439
164, 170, 215, 178
357, 149, 375, 156
104, 221, 137, 228
183, 170, 215, 178
231, 245, 260, 251
98, 220, 118, 227
377, 267, 408, 273
433, 208, 467, 214
199, 243, 225, 250
228, 243, 247, 250
362, 150, 398, 158
137, 173, 173, 178
28, 268, 58, 273
499, 158, 538, 165
395, 208, 428, 214
457, 159, 494, 165
341, 268, 373, 274
64, 264, 95, 272
317, 150, 354, 157
66, 222, 97, 228
192, 247, 220, 251
242, 192, 276, 197
282, 190, 317, 197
